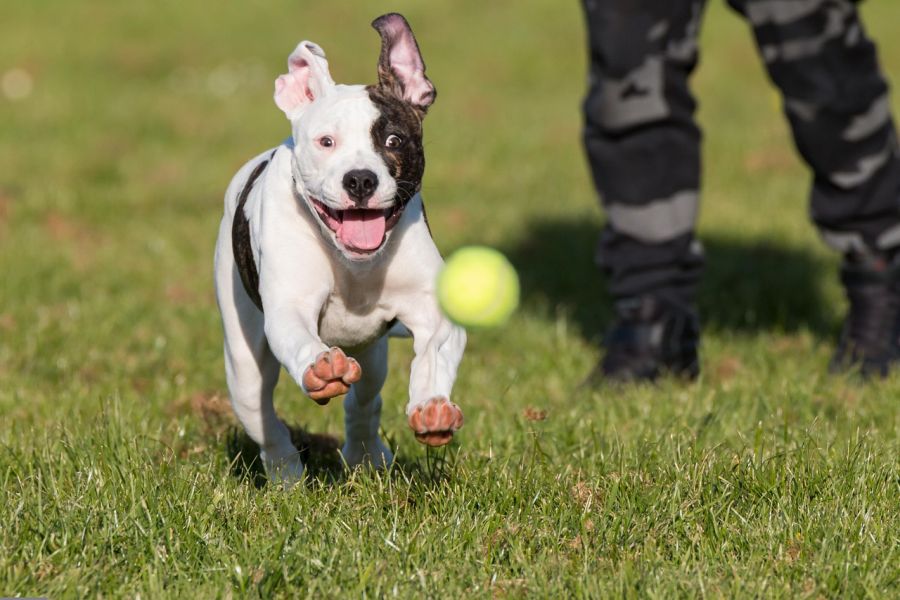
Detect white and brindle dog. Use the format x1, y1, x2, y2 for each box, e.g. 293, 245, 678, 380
214, 13, 466, 485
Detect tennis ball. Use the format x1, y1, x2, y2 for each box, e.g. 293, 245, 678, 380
437, 246, 519, 328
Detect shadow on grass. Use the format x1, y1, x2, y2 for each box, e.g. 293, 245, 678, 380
225, 424, 458, 489
502, 216, 838, 342
225, 424, 343, 488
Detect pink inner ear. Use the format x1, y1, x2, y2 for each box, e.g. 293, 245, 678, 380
288, 58, 316, 99
288, 55, 310, 74
274, 71, 313, 115
388, 30, 424, 74
388, 33, 434, 106
295, 64, 316, 101
275, 42, 333, 117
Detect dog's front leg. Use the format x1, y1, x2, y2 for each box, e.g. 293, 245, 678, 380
264, 301, 362, 404
401, 305, 467, 446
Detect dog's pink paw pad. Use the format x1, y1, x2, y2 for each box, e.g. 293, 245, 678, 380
303, 347, 361, 405
408, 397, 463, 446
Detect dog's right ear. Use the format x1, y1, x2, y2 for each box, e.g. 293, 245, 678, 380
372, 13, 435, 114
274, 41, 335, 120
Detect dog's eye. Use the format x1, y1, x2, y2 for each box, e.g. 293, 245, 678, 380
385, 134, 403, 149
318, 136, 335, 148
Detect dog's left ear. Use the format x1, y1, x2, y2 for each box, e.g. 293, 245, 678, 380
372, 13, 436, 113
274, 41, 335, 120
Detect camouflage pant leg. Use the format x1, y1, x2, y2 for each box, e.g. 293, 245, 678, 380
729, 0, 900, 253
582, 0, 707, 302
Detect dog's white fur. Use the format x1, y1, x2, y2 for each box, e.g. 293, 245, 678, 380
214, 31, 465, 485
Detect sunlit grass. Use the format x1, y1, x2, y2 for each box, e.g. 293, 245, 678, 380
1, 1, 898, 596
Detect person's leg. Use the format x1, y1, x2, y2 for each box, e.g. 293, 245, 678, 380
581, 0, 707, 381
731, 0, 900, 375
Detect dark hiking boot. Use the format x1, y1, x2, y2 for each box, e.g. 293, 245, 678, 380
589, 295, 700, 383
830, 252, 900, 377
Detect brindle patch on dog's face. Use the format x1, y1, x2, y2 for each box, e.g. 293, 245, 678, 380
366, 86, 426, 208
277, 14, 436, 261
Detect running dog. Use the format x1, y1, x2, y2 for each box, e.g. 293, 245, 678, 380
213, 14, 466, 485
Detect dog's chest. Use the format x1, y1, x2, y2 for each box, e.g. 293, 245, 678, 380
317, 291, 393, 349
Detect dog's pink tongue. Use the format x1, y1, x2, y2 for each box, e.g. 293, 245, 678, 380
339, 209, 386, 251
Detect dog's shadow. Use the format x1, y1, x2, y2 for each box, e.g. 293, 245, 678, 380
501, 216, 839, 341
225, 424, 456, 489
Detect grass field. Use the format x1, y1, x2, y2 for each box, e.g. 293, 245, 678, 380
2, 0, 899, 597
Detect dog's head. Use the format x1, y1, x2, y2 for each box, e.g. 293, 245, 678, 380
275, 13, 435, 261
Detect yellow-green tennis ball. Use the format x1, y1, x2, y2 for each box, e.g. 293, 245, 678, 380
437, 246, 520, 328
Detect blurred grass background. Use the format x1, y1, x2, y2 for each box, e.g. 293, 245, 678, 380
1, 0, 898, 597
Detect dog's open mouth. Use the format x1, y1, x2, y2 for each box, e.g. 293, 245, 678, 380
311, 198, 404, 254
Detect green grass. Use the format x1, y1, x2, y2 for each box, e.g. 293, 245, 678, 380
1, 0, 899, 597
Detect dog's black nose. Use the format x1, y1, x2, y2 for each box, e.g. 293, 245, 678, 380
342, 169, 379, 204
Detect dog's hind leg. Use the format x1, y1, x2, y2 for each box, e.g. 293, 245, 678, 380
224, 317, 303, 486
216, 237, 303, 486
342, 335, 393, 469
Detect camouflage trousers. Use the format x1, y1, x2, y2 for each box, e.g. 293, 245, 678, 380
582, 0, 900, 302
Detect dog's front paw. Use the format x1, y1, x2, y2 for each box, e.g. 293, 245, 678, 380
302, 347, 362, 405
407, 397, 464, 447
